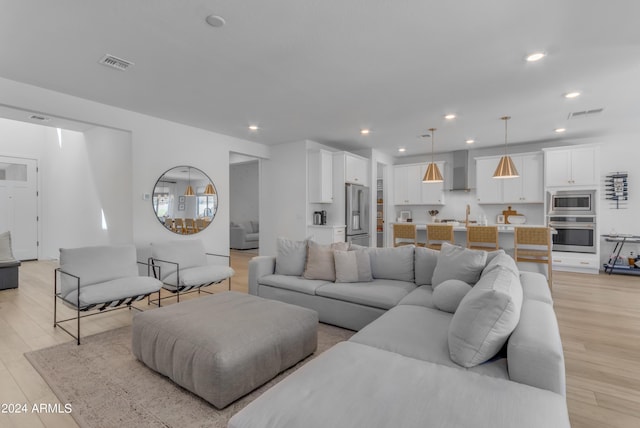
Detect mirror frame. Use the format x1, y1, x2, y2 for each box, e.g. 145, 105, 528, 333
152, 165, 218, 235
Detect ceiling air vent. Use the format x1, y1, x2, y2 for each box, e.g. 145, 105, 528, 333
567, 108, 604, 120
99, 54, 134, 71
29, 114, 51, 121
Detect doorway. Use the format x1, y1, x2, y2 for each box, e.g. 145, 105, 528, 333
376, 162, 386, 247
229, 153, 261, 254
0, 156, 38, 260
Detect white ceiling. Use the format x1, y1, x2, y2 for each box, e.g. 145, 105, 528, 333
1, 0, 639, 157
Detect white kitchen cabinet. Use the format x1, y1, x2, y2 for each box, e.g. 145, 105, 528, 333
475, 157, 503, 204
420, 162, 446, 205
307, 225, 346, 244
476, 152, 543, 204
393, 164, 421, 205
501, 153, 543, 203
394, 163, 445, 205
544, 146, 598, 187
345, 153, 369, 186
308, 149, 333, 203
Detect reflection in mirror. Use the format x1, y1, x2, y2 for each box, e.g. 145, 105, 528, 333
152, 166, 218, 234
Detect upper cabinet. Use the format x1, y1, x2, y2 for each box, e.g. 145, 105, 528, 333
393, 162, 445, 205
344, 153, 369, 186
502, 153, 544, 203
308, 149, 333, 203
475, 152, 543, 204
544, 146, 599, 187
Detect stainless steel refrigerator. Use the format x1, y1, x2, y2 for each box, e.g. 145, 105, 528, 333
345, 183, 370, 246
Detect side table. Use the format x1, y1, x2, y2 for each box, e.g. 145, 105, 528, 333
602, 234, 640, 275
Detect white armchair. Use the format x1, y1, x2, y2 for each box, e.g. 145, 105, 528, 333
54, 244, 163, 345
149, 239, 235, 304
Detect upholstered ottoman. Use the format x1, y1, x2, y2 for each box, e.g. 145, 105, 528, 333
131, 291, 318, 409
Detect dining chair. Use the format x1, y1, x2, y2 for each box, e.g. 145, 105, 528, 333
393, 223, 422, 247
196, 218, 207, 231
425, 224, 454, 250
466, 225, 499, 251
164, 218, 175, 232
184, 218, 197, 234
174, 218, 186, 234
514, 227, 553, 289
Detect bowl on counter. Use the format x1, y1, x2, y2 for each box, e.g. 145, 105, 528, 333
507, 215, 526, 225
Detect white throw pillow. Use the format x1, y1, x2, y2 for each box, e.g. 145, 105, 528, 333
432, 279, 472, 313
431, 243, 487, 287
448, 265, 523, 368
0, 231, 14, 261
334, 250, 373, 283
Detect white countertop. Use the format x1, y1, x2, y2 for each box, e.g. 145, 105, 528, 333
392, 223, 548, 233
308, 224, 346, 228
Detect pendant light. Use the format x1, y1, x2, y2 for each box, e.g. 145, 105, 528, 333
203, 183, 216, 195
493, 116, 519, 179
184, 167, 195, 196
422, 128, 444, 183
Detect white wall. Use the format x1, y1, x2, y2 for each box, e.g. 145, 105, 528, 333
260, 141, 308, 256
39, 126, 133, 258
230, 161, 259, 225
0, 76, 269, 258
0, 118, 133, 259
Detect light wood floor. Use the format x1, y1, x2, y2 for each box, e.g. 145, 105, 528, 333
0, 252, 638, 428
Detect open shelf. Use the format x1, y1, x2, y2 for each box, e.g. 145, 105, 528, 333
603, 264, 640, 276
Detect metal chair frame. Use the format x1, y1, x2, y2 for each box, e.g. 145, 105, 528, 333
53, 260, 159, 345
147, 252, 231, 306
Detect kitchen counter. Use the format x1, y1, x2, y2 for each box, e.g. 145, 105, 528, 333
392, 223, 548, 232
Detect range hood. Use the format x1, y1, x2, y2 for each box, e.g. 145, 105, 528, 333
450, 150, 471, 191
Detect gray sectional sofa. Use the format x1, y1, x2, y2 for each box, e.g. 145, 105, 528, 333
234, 242, 569, 428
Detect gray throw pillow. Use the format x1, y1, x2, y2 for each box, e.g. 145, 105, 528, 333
485, 249, 506, 265
334, 250, 373, 283
448, 265, 523, 368
432, 279, 472, 313
0, 231, 14, 261
367, 246, 414, 282
303, 241, 350, 281
482, 252, 519, 277
431, 243, 487, 287
275, 237, 308, 276
414, 246, 439, 286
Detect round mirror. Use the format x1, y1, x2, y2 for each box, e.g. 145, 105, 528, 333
152, 166, 218, 234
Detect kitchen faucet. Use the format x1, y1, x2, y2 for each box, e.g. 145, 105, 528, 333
465, 204, 471, 227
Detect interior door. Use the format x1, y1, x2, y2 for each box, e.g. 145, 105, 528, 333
0, 156, 38, 260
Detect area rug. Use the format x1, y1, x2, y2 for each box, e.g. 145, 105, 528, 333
25, 323, 354, 428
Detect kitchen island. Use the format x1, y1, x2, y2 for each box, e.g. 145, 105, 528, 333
392, 222, 550, 249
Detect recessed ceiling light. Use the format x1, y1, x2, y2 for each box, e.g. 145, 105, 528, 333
554, 128, 566, 133
444, 114, 456, 120
398, 147, 406, 153
465, 139, 475, 144
360, 129, 370, 135
248, 125, 259, 131
526, 52, 546, 62
206, 15, 226, 28
564, 91, 581, 99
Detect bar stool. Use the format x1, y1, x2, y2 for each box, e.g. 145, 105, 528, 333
426, 224, 454, 250
466, 226, 499, 251
514, 227, 553, 289
393, 224, 422, 247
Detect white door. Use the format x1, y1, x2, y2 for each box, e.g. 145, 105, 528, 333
0, 156, 38, 260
